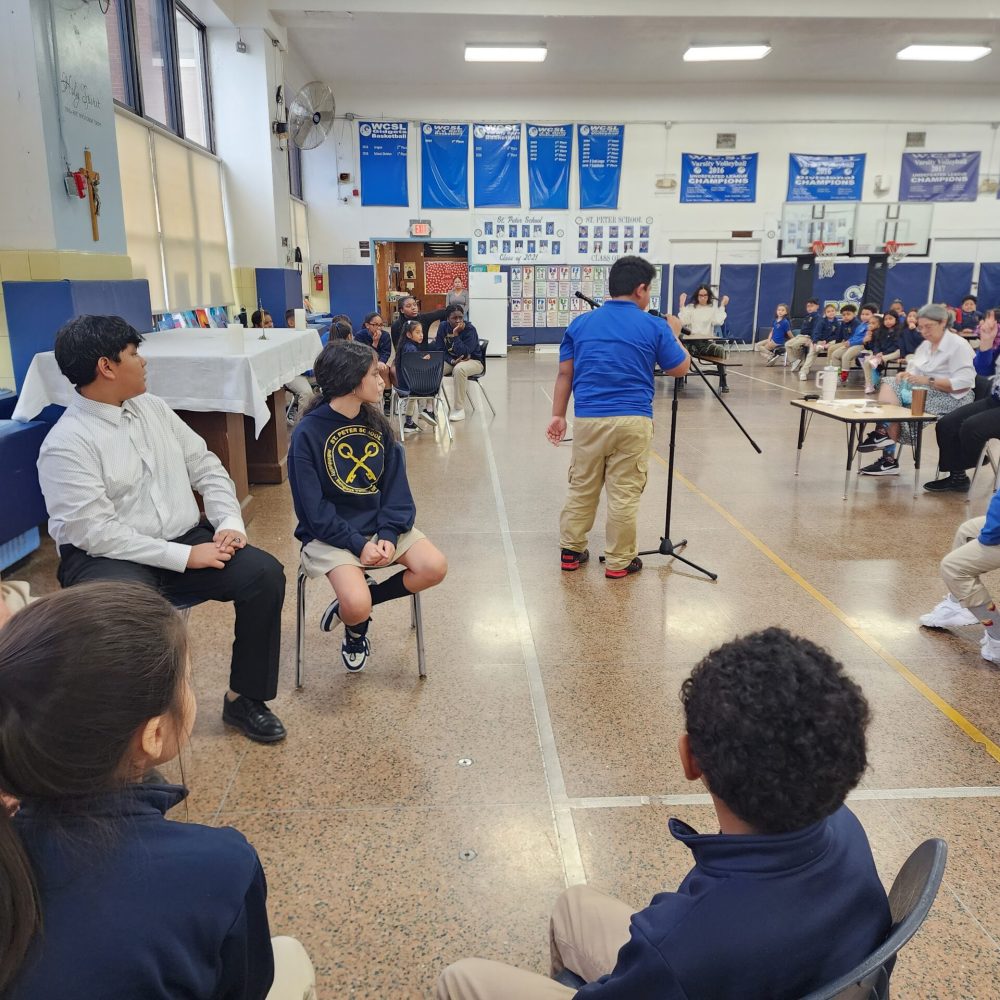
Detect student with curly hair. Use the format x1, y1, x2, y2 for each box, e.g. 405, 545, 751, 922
437, 629, 889, 1000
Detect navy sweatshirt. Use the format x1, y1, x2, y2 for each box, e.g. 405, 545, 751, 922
958, 308, 982, 332
11, 784, 273, 1000
356, 327, 392, 364
870, 326, 900, 356
797, 311, 820, 338
899, 326, 923, 357
433, 319, 480, 362
575, 805, 889, 1000
813, 316, 842, 343
391, 306, 449, 353
288, 404, 416, 555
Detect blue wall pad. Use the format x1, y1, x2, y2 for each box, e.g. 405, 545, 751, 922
255, 268, 303, 327
326, 265, 376, 327
813, 263, 868, 306
932, 263, 975, 308
883, 262, 931, 311
718, 264, 759, 341
0, 419, 51, 545
672, 264, 712, 314
756, 263, 796, 331
3, 279, 152, 391
977, 264, 1000, 314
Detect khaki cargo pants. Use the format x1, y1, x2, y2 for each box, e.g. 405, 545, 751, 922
559, 415, 653, 572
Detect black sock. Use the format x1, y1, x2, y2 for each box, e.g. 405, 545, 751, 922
345, 617, 370, 638
369, 569, 411, 608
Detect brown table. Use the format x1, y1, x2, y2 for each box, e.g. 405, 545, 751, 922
791, 398, 939, 499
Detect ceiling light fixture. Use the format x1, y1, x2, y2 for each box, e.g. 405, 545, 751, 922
896, 44, 991, 62
683, 45, 771, 62
464, 44, 547, 63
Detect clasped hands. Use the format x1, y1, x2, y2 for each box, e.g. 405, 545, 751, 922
360, 539, 396, 567
187, 529, 247, 570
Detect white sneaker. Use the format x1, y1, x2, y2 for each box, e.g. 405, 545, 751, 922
766, 354, 780, 367
449, 409, 466, 421
799, 373, 809, 382
790, 359, 802, 373
920, 594, 980, 628
982, 633, 1000, 664
865, 386, 877, 395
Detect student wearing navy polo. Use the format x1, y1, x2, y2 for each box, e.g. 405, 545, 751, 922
437, 628, 889, 1000
798, 302, 842, 381
0, 583, 316, 1000
546, 256, 689, 579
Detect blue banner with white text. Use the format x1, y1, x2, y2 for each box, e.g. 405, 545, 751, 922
358, 121, 408, 206
527, 123, 571, 210
578, 124, 624, 209
680, 153, 758, 203
421, 123, 469, 209
787, 153, 865, 202
901, 151, 980, 202
473, 123, 521, 207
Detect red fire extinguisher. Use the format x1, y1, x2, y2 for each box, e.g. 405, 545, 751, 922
312, 264, 323, 292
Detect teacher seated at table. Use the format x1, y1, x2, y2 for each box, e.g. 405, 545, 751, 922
858, 303, 976, 478
36, 315, 287, 744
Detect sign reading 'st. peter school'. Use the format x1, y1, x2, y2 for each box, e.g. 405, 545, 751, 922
680, 153, 758, 203
358, 121, 408, 206
787, 153, 865, 202
901, 151, 980, 202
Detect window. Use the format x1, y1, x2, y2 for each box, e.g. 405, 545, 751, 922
108, 1, 213, 151
175, 6, 211, 147
289, 141, 303, 200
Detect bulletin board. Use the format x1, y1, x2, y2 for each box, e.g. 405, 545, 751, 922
424, 260, 469, 294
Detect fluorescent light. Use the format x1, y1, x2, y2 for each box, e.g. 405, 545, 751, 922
683, 44, 771, 62
897, 44, 991, 62
465, 44, 547, 63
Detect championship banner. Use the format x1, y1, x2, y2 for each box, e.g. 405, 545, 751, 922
901, 151, 980, 202
420, 123, 469, 210
473, 123, 521, 208
787, 153, 865, 202
680, 153, 758, 203
578, 124, 624, 209
358, 121, 408, 207
527, 124, 571, 210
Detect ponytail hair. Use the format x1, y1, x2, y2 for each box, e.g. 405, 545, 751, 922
0, 583, 188, 990
303, 340, 396, 442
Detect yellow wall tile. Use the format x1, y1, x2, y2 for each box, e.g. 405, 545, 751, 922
0, 335, 14, 387
0, 252, 30, 283
27, 251, 62, 280
58, 253, 90, 279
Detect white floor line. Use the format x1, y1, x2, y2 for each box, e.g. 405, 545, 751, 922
481, 399, 586, 886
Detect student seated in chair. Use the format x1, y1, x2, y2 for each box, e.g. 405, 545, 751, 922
437, 628, 889, 1000
36, 316, 287, 744
432, 305, 483, 422
287, 340, 447, 674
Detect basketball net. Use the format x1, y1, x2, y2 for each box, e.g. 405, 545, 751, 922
811, 240, 840, 279
884, 241, 914, 269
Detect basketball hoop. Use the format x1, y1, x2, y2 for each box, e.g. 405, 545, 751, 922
884, 241, 916, 268
811, 240, 842, 279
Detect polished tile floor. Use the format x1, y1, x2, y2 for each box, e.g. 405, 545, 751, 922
17, 350, 1000, 997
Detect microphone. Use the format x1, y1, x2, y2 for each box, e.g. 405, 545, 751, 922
575, 290, 600, 309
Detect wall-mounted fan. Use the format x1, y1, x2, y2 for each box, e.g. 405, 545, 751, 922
273, 81, 335, 150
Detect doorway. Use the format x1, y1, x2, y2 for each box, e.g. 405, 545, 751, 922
372, 239, 469, 322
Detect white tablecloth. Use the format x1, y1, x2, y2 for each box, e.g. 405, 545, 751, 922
12, 327, 323, 437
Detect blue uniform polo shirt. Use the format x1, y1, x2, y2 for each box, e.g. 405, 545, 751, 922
559, 300, 688, 418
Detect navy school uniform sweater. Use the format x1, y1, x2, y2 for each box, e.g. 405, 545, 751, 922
433, 319, 480, 362
958, 308, 982, 332
355, 327, 392, 364
10, 784, 273, 1000
813, 316, 842, 343
797, 311, 820, 338
575, 805, 890, 1000
288, 403, 416, 555
839, 316, 861, 345
899, 326, 923, 357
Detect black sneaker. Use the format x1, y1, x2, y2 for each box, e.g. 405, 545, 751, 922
860, 454, 900, 476
321, 576, 376, 632
222, 695, 287, 744
403, 417, 419, 433
924, 474, 971, 493
419, 406, 437, 424
858, 430, 891, 453
560, 548, 590, 571
605, 556, 643, 579
341, 631, 371, 672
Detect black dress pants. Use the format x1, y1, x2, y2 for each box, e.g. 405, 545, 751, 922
58, 523, 285, 701
936, 394, 1000, 474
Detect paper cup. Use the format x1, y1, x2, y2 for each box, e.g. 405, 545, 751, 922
910, 387, 927, 416
294, 308, 307, 330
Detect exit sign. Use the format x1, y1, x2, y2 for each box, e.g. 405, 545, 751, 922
409, 220, 432, 237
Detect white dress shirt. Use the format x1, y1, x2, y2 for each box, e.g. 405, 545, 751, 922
38, 393, 245, 573
905, 331, 976, 397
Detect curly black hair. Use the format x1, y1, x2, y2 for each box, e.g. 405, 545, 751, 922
680, 628, 870, 834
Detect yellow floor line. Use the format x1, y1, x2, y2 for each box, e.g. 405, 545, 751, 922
649, 449, 1000, 767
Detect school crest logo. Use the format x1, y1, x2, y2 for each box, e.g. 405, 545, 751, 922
324, 425, 385, 496
359, 123, 372, 137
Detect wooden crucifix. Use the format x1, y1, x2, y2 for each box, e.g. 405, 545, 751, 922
81, 148, 101, 242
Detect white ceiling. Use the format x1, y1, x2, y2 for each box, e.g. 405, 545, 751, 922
279, 11, 1000, 89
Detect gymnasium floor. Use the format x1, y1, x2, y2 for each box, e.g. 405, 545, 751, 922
19, 348, 1000, 997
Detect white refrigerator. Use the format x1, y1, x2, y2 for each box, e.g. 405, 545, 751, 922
468, 270, 509, 357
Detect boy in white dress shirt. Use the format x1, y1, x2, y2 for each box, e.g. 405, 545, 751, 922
36, 315, 287, 743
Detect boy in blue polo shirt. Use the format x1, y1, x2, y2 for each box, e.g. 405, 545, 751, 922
546, 256, 690, 578
437, 628, 890, 1000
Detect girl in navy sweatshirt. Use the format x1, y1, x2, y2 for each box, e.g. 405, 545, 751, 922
288, 340, 447, 672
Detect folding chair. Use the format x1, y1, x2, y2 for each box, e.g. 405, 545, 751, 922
453, 339, 496, 416
294, 565, 426, 687
391, 350, 453, 442
965, 439, 1000, 503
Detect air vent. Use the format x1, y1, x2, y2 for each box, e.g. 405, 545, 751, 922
906, 131, 926, 148
423, 242, 468, 259
716, 132, 737, 149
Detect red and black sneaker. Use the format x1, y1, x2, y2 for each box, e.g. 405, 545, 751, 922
560, 548, 590, 572
605, 556, 643, 580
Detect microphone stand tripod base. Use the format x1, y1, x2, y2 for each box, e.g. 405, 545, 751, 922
597, 539, 717, 579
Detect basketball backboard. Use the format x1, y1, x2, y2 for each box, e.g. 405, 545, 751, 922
778, 202, 856, 257
851, 202, 933, 256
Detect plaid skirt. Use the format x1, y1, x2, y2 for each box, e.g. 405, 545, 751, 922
882, 378, 974, 443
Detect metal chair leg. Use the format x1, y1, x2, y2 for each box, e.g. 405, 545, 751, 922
295, 567, 307, 688
967, 441, 993, 503
438, 393, 453, 440
475, 381, 496, 416
413, 593, 427, 678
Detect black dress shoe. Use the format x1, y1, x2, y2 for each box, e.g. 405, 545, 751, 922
923, 474, 970, 493
222, 696, 287, 744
